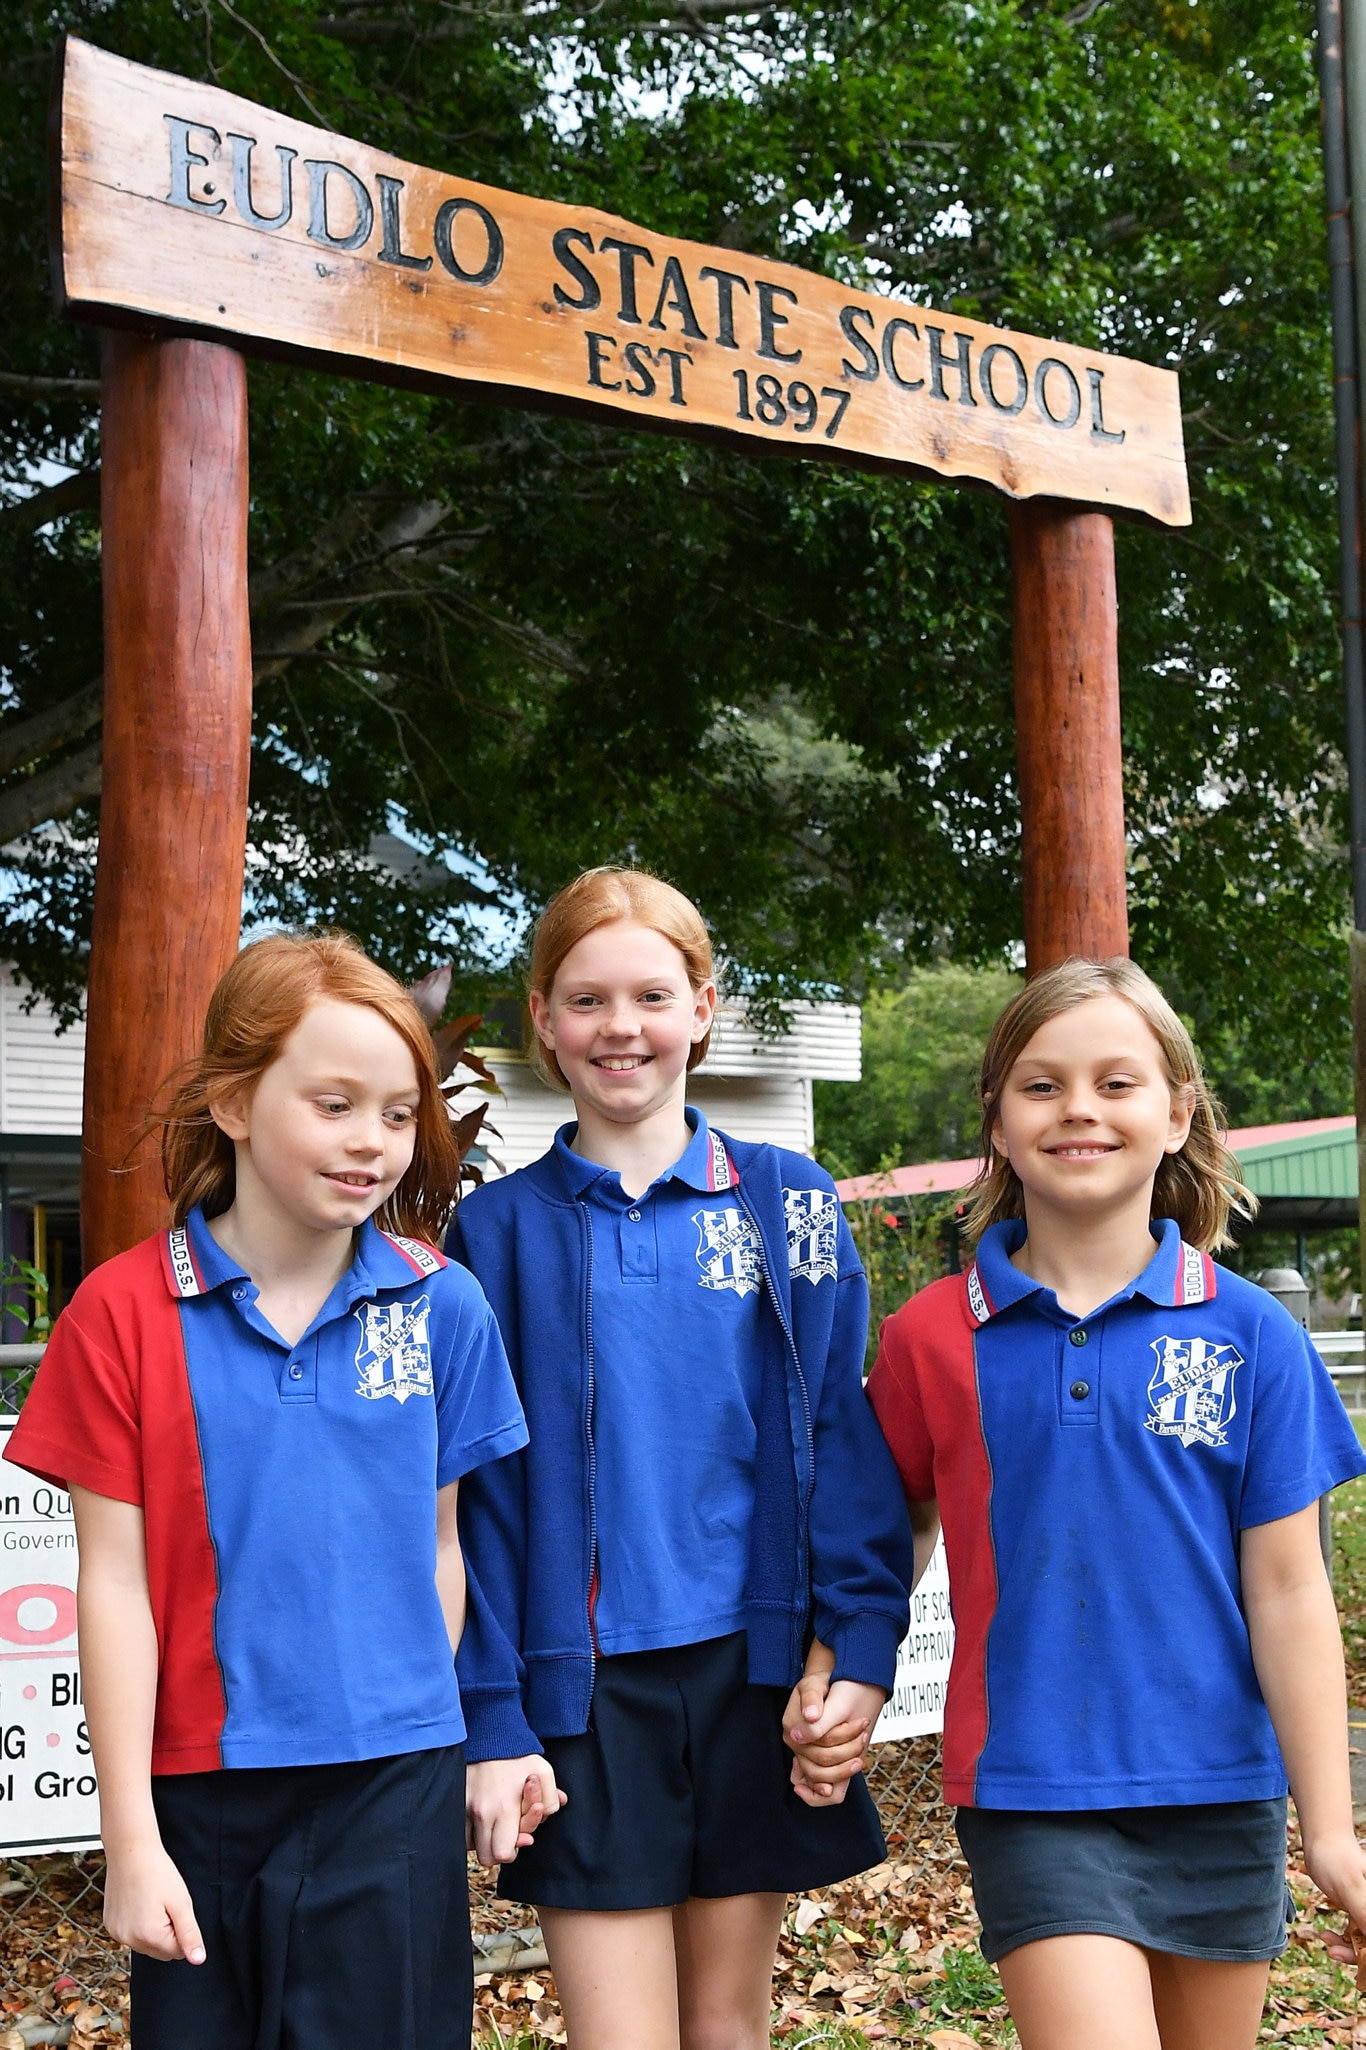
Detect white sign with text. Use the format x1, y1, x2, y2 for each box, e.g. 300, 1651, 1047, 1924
874, 1534, 955, 1743
0, 1419, 99, 1854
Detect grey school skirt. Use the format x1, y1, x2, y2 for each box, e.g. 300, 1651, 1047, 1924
955, 1798, 1292, 1964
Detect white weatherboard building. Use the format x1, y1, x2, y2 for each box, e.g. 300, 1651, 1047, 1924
475, 1001, 861, 1174
0, 972, 860, 1306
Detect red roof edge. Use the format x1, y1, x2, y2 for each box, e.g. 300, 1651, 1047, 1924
832, 1114, 1357, 1204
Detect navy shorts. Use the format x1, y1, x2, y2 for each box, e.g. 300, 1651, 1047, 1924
131, 1746, 472, 2050
498, 1631, 887, 1910
955, 1798, 1292, 1964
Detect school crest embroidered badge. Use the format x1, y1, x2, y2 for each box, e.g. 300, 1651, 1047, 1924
353, 1296, 434, 1403
692, 1206, 763, 1297
783, 1188, 839, 1286
1145, 1334, 1243, 1449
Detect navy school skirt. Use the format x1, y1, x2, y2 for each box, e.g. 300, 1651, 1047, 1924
955, 1797, 1292, 1965
499, 1630, 887, 1910
132, 1746, 471, 2050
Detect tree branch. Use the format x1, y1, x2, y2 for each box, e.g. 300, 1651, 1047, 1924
0, 372, 100, 401
0, 741, 103, 845
0, 469, 101, 537
0, 496, 458, 836
0, 681, 104, 780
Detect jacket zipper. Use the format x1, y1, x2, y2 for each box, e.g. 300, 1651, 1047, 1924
744, 1186, 816, 1669
581, 1202, 600, 1671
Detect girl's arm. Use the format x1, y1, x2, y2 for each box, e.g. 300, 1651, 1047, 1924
1243, 1501, 1366, 1951
435, 1479, 466, 1653
70, 1486, 205, 1964
439, 1477, 566, 1863
910, 1495, 941, 1588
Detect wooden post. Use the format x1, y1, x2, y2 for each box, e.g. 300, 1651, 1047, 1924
82, 332, 252, 1268
1009, 499, 1129, 974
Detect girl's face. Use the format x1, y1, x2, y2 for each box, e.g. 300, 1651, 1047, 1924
992, 995, 1194, 1224
212, 999, 421, 1235
530, 920, 715, 1128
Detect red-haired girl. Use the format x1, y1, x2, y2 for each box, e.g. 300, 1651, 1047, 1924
451, 868, 914, 2050
5, 932, 530, 2050
868, 958, 1366, 2050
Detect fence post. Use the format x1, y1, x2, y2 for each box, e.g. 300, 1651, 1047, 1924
1258, 1267, 1333, 1580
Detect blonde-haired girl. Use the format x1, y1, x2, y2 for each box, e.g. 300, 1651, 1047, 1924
451, 868, 915, 2050
6, 932, 529, 2050
868, 956, 1366, 2050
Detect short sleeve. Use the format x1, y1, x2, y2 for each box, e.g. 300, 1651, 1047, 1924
1238, 1311, 1366, 1529
867, 1312, 936, 1502
2, 1306, 144, 1505
431, 1282, 528, 1488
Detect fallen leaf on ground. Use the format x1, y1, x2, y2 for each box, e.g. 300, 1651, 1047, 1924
927, 2032, 980, 2050
793, 1897, 827, 1937
824, 1935, 861, 1973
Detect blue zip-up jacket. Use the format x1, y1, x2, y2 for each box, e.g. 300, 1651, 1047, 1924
448, 1123, 915, 1764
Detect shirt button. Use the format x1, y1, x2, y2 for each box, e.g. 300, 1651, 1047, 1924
628, 1209, 642, 1223
232, 1285, 248, 1301
1069, 1327, 1089, 1346
1070, 1379, 1090, 1401
289, 1365, 303, 1381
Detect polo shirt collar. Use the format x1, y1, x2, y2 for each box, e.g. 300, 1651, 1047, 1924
161, 1205, 444, 1301
966, 1215, 1217, 1327
553, 1107, 740, 1198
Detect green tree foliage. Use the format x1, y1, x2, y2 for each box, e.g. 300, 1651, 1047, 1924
0, 0, 1353, 1104
814, 964, 1020, 1177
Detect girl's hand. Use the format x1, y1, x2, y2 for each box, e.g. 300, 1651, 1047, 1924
466, 1755, 567, 1866
784, 1679, 887, 1806
102, 1839, 205, 1963
1303, 1830, 1366, 1983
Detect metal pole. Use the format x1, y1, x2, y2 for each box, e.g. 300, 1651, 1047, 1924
1258, 1268, 1334, 1578
1319, 0, 1366, 1302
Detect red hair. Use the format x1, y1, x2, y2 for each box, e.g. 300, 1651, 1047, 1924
528, 868, 715, 1090
154, 932, 460, 1243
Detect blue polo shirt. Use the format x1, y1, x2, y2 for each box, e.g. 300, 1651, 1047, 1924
5, 1206, 527, 1773
868, 1218, 1366, 1809
556, 1111, 769, 1655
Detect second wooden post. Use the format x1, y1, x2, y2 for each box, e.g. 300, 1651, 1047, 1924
1009, 499, 1130, 974
82, 331, 253, 1269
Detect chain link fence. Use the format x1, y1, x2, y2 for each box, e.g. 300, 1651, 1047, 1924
1, 1742, 957, 2043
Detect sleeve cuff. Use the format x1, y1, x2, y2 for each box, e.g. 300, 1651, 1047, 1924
459, 1688, 543, 1766
1241, 1452, 1366, 1530
1, 1433, 142, 1506
822, 1605, 909, 1695
440, 1417, 530, 1488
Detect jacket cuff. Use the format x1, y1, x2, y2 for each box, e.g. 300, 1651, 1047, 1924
460, 1689, 543, 1765
823, 1606, 909, 1695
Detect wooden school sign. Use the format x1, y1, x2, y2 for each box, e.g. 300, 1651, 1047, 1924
55, 38, 1189, 527
50, 35, 1190, 1268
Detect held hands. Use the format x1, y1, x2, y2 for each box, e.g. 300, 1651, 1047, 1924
102, 1839, 206, 1964
782, 1642, 886, 1808
466, 1755, 567, 1866
1303, 1830, 1366, 1986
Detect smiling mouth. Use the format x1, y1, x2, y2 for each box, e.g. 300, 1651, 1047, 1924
325, 1172, 381, 1187
1045, 1145, 1119, 1159
591, 1055, 653, 1071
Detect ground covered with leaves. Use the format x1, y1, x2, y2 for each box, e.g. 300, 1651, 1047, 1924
7, 1478, 1366, 2044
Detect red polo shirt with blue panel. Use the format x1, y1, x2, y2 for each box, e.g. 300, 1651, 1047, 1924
4, 1206, 526, 1774
867, 1217, 1366, 1811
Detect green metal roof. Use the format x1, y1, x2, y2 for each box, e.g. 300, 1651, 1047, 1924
1217, 1117, 1358, 1228
1232, 1120, 1357, 1202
